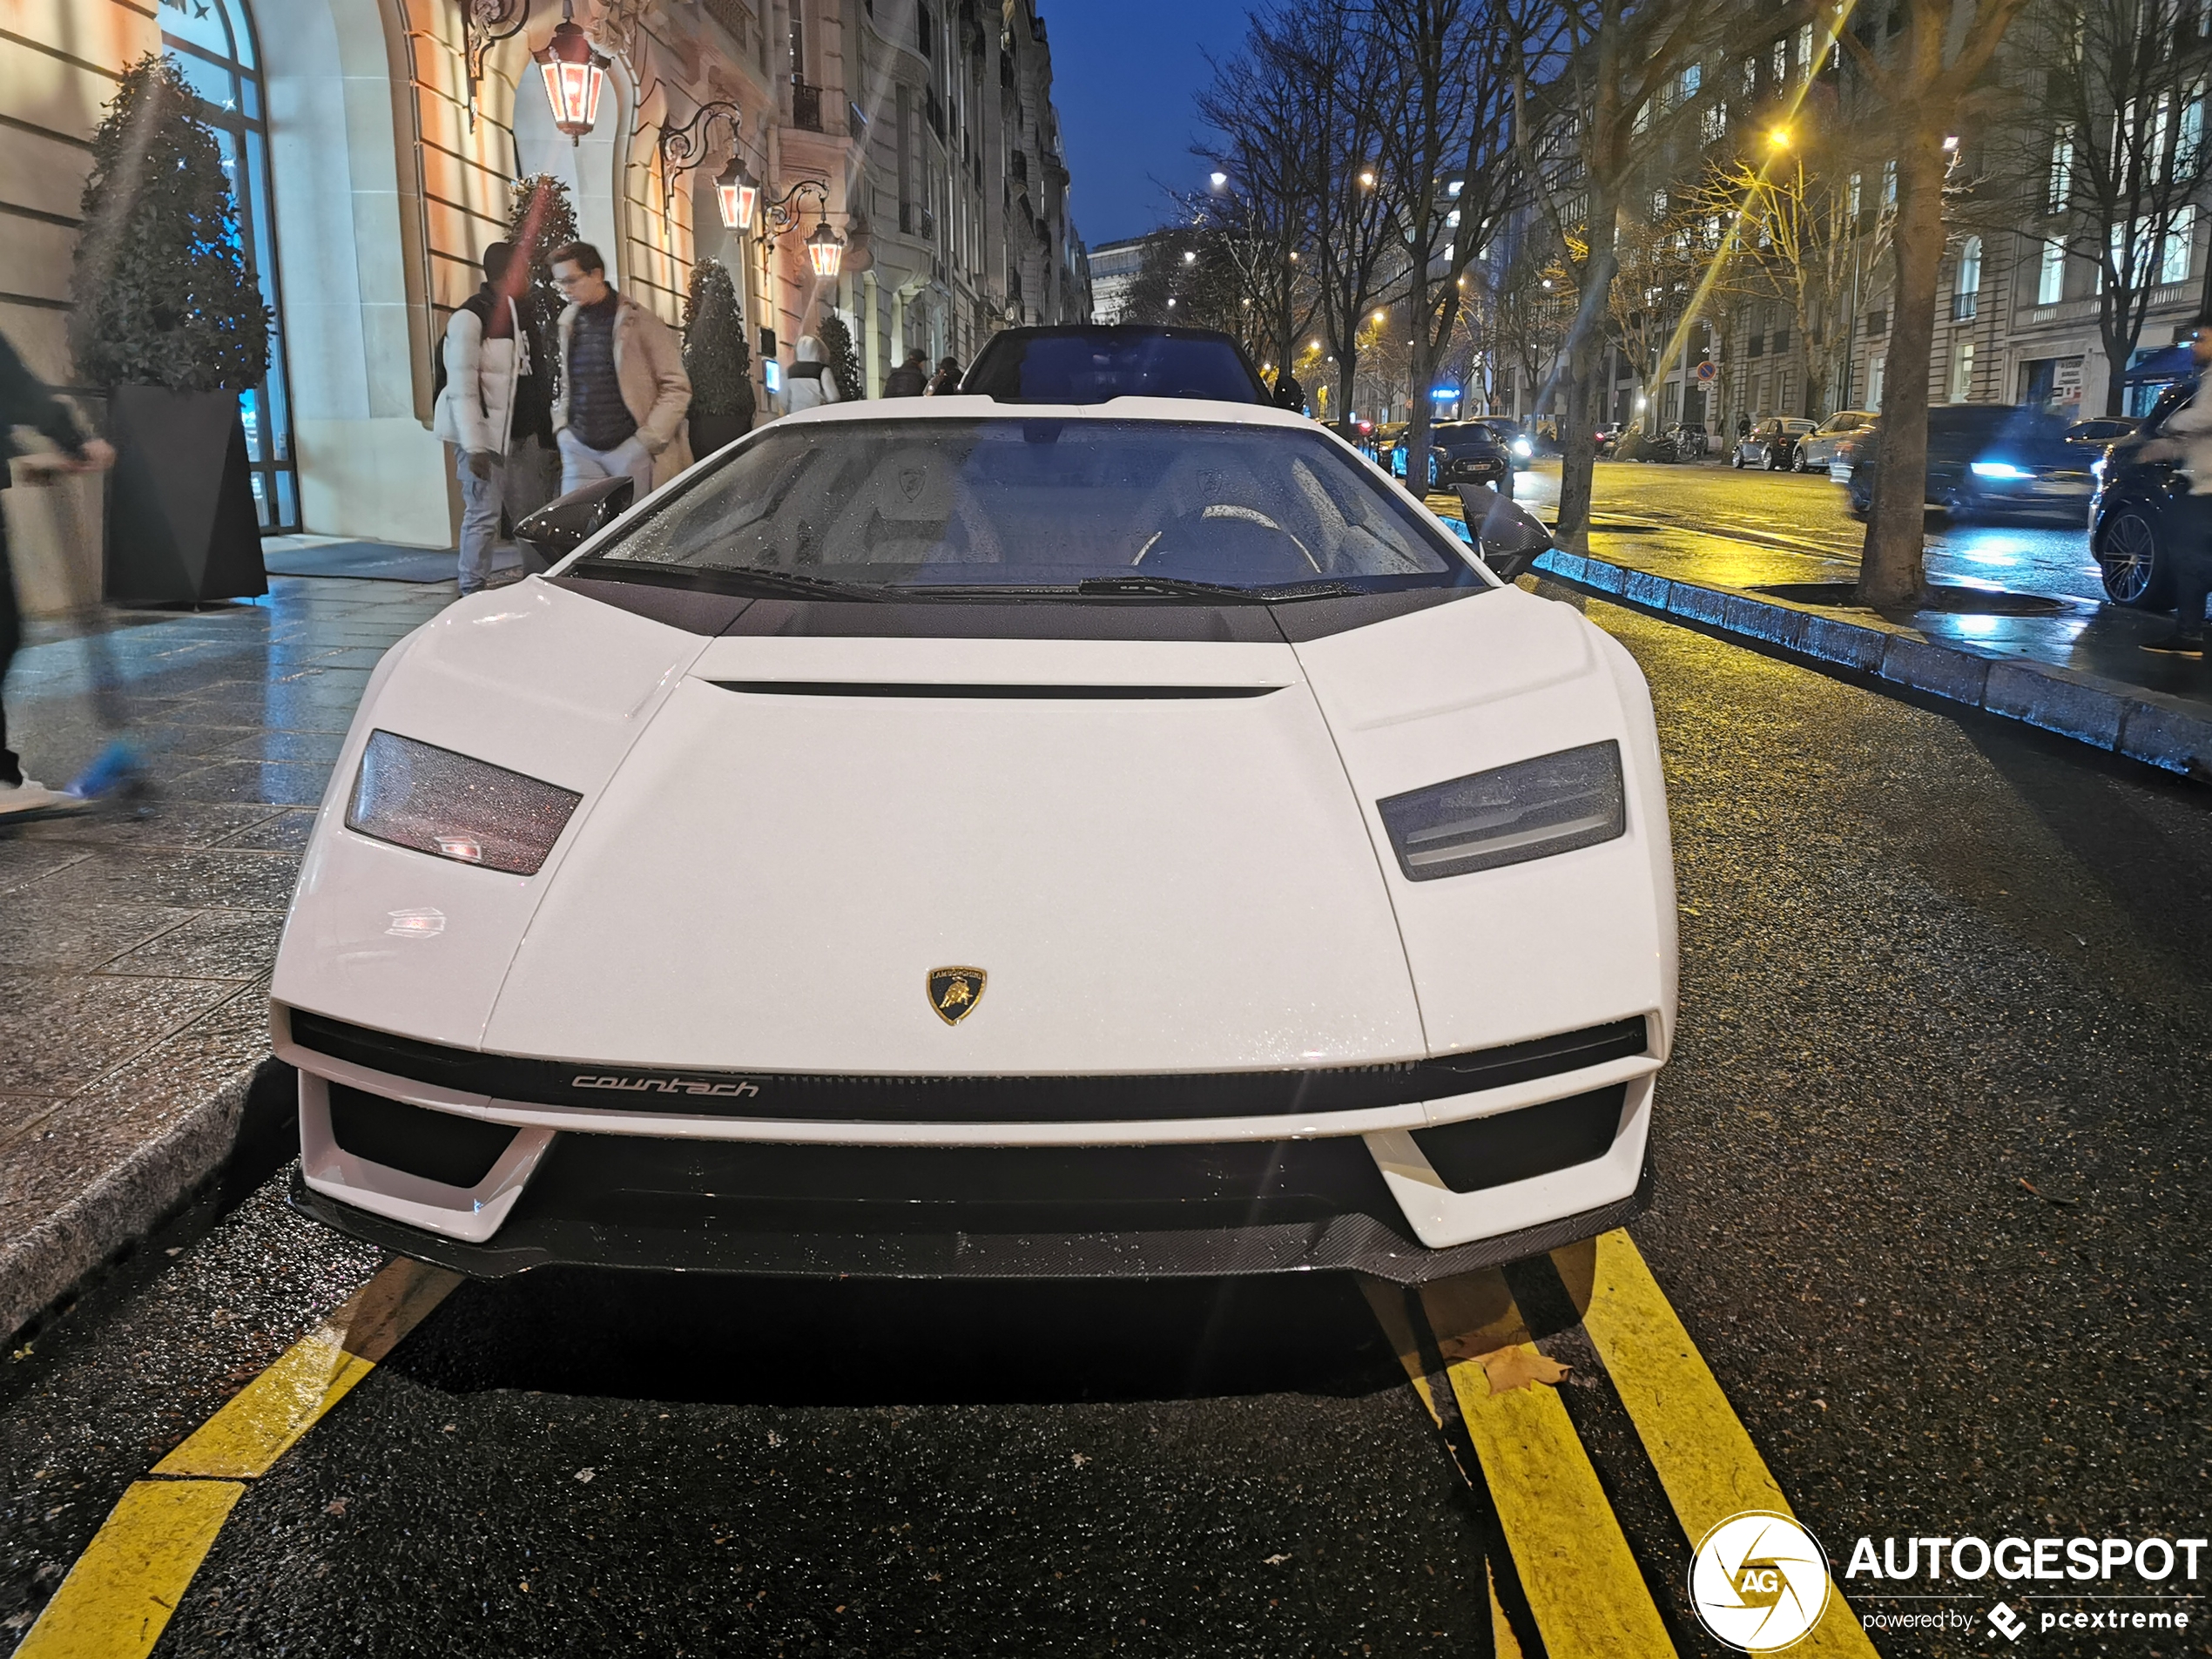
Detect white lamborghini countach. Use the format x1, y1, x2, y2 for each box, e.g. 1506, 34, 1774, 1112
272, 345, 1676, 1284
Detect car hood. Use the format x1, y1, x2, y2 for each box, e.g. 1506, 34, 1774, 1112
278, 580, 1672, 1076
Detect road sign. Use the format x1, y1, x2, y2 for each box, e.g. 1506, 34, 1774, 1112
1695, 361, 1717, 383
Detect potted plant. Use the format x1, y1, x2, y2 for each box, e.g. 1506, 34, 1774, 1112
70, 54, 271, 604
683, 259, 754, 456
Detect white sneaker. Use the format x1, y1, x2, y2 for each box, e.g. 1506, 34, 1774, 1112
0, 779, 92, 820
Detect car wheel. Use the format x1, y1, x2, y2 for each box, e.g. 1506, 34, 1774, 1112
2099, 508, 2173, 608
1795, 451, 1812, 472
1731, 451, 1745, 469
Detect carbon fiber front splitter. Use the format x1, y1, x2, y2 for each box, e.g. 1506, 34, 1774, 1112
287, 1157, 1653, 1286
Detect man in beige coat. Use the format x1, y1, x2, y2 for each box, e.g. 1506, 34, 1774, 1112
549, 241, 692, 496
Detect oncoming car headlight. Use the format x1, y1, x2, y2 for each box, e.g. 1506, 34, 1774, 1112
345, 730, 581, 875
1377, 741, 1626, 880
1970, 461, 2032, 480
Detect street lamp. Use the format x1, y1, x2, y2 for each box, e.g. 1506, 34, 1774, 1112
534, 2, 609, 145
805, 212, 846, 279
716, 158, 760, 233
1209, 170, 1228, 190
1358, 170, 1377, 189
1767, 126, 1791, 149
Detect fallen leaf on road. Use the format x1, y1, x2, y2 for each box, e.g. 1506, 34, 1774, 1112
323, 1498, 348, 1517
1477, 1345, 1572, 1395
574, 1467, 596, 1482
2017, 1177, 2079, 1207
1264, 1554, 1292, 1566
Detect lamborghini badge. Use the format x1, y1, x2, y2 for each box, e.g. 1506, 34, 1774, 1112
927, 967, 988, 1026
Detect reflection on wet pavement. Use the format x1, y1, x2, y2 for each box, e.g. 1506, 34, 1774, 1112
1501, 462, 2212, 711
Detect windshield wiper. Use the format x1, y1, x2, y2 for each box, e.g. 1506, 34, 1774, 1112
689, 565, 884, 602
1076, 575, 1265, 600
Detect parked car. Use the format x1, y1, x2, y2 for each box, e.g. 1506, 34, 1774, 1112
2087, 381, 2193, 606
1391, 421, 1515, 495
1595, 421, 1626, 456
1794, 410, 1877, 473
960, 323, 1270, 404
279, 391, 1675, 1283
2064, 415, 2141, 448
1477, 418, 1539, 461
1730, 416, 1817, 469
1844, 402, 2096, 523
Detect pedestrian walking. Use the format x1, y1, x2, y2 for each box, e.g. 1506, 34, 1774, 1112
549, 241, 691, 498
1736, 411, 1751, 442
2139, 320, 2212, 653
883, 348, 928, 398
926, 355, 962, 396
432, 241, 554, 596
786, 335, 842, 414
0, 329, 113, 821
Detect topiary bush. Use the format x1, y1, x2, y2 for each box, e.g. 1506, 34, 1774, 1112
684, 259, 754, 421
69, 53, 269, 391
816, 310, 865, 402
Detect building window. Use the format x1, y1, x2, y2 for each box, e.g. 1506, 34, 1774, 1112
1770, 37, 1787, 82
1796, 24, 1813, 76
1740, 55, 1757, 98
1848, 172, 1863, 216
1953, 236, 1981, 319
158, 0, 296, 531
790, 0, 806, 78
2162, 204, 2197, 283
2038, 237, 2066, 304
1949, 338, 1974, 401
1882, 158, 1897, 206
2047, 128, 2074, 214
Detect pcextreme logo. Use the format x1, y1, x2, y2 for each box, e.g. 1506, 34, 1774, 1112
1689, 1511, 1833, 1651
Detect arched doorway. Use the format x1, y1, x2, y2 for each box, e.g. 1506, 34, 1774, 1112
157, 0, 300, 531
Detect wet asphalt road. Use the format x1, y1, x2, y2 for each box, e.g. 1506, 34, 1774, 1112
1515, 460, 2109, 603
3, 593, 2209, 1657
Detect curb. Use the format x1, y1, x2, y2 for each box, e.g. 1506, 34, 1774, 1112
1534, 548, 2212, 779
0, 1056, 286, 1345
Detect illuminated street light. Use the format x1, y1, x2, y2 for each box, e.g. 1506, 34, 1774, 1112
1184, 249, 1197, 264
805, 212, 846, 278
1942, 133, 1960, 151
1210, 170, 1228, 189
535, 3, 610, 145
716, 158, 759, 232
1359, 170, 1376, 189
1372, 308, 1386, 322
1767, 126, 1791, 148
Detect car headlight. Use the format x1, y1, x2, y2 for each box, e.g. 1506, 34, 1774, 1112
1512, 438, 1533, 459
1969, 461, 2032, 480
1377, 741, 1626, 880
2091, 455, 2107, 480
345, 730, 581, 875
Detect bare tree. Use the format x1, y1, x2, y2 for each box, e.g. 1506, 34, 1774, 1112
1505, 0, 1722, 550
1196, 31, 1324, 380
1368, 0, 1529, 487
1828, 0, 2033, 604
1992, 0, 2212, 415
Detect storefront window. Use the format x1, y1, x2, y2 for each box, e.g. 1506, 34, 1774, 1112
159, 0, 297, 532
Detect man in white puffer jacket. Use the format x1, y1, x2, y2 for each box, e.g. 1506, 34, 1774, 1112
432, 242, 550, 596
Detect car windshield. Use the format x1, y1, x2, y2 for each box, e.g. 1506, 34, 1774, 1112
585, 419, 1472, 596
961, 330, 1265, 404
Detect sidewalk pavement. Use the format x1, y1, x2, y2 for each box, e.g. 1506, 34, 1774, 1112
0, 575, 448, 1342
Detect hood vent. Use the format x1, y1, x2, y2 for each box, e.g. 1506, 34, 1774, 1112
713, 681, 1282, 700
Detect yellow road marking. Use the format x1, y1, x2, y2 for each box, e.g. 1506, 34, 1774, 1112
12, 1480, 245, 1659
1562, 1230, 1880, 1658
21, 1258, 461, 1651
1365, 1273, 1678, 1658
155, 1258, 462, 1478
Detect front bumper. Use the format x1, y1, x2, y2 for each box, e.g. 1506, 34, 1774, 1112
279, 1007, 1662, 1280
287, 1152, 1654, 1285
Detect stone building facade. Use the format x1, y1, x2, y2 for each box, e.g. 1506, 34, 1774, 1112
0, 0, 1087, 608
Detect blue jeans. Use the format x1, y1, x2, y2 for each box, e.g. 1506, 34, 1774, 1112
454, 442, 550, 596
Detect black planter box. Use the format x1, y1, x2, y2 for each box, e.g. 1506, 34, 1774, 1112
105, 383, 266, 604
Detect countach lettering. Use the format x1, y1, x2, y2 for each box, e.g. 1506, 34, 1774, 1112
571, 1074, 762, 1098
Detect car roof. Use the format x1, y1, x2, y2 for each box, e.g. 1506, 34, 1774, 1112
958, 324, 1270, 404
764, 395, 1334, 435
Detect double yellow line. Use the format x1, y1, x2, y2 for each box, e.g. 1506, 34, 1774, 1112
16, 1259, 460, 1659
1368, 1229, 1882, 1658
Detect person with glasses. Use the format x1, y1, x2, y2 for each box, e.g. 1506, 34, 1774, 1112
547, 242, 691, 499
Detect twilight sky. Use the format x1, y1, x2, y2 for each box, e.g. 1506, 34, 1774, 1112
1044, 0, 1252, 246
